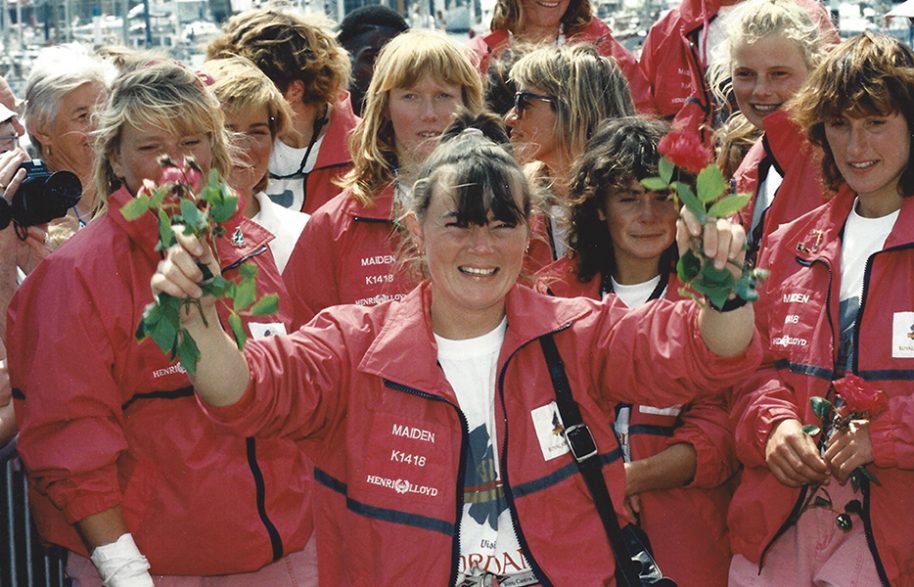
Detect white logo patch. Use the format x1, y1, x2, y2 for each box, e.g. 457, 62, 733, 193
248, 322, 287, 339
638, 404, 682, 417
892, 312, 914, 358
530, 402, 569, 461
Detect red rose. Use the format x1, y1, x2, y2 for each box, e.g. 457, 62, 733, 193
161, 165, 185, 186
657, 131, 712, 175
834, 374, 888, 417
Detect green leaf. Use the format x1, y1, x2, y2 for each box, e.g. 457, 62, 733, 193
696, 165, 728, 203
659, 157, 674, 184
810, 396, 832, 420
708, 194, 752, 218
239, 263, 257, 279
801, 424, 821, 436
233, 278, 256, 311
147, 186, 167, 207
120, 194, 151, 221
157, 209, 175, 251
693, 282, 731, 310
209, 191, 239, 223
700, 262, 735, 288
249, 293, 279, 316
673, 181, 705, 222
150, 311, 178, 354
228, 312, 247, 350
202, 275, 231, 298
677, 249, 702, 281
641, 177, 669, 192
180, 198, 206, 232
176, 329, 200, 377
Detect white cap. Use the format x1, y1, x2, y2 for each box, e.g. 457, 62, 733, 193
0, 103, 15, 125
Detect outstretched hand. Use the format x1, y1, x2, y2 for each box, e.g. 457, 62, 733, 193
676, 206, 747, 275
150, 230, 221, 311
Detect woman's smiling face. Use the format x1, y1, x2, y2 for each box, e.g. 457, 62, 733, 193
520, 0, 571, 31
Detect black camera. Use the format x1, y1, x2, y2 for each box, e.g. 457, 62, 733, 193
0, 160, 82, 230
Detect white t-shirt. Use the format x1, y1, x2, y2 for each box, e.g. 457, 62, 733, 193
750, 165, 784, 242
250, 191, 310, 274
435, 319, 532, 581
548, 204, 569, 261
840, 200, 899, 302
265, 133, 326, 211
609, 274, 663, 308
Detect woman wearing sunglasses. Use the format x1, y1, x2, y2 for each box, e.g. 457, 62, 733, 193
465, 0, 655, 113
506, 43, 634, 260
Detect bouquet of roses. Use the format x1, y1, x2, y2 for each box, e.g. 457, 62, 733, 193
803, 374, 888, 491
641, 130, 768, 309
121, 156, 278, 376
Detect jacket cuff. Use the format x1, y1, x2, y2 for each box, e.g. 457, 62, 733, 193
197, 380, 257, 425
63, 492, 123, 525
868, 414, 897, 468
744, 406, 798, 465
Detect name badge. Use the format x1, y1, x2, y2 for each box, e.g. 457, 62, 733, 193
530, 402, 569, 461
248, 322, 287, 340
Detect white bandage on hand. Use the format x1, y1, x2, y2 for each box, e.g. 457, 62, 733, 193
90, 533, 154, 587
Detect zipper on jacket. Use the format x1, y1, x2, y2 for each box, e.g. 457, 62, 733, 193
222, 244, 269, 272
759, 256, 838, 570
860, 477, 892, 586
496, 328, 580, 587
383, 379, 470, 587
352, 216, 394, 225
848, 243, 913, 582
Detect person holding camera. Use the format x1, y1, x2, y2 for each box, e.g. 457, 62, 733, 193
0, 147, 53, 447
23, 44, 112, 243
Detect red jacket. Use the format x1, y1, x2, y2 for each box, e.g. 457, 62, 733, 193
8, 188, 314, 576
282, 184, 414, 327
206, 281, 761, 585
537, 256, 736, 586
729, 190, 914, 586
732, 109, 826, 261
267, 91, 358, 215
640, 0, 837, 138
466, 19, 657, 114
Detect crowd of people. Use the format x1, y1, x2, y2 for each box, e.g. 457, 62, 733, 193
0, 0, 912, 585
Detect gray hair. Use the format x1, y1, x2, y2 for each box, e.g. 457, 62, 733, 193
23, 43, 115, 152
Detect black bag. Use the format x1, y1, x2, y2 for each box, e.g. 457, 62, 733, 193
539, 335, 677, 587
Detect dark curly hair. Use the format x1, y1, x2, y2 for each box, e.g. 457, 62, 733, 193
568, 116, 678, 284
207, 9, 350, 104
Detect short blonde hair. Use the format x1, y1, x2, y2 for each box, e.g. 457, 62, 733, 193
207, 8, 349, 105
510, 43, 635, 169
93, 62, 232, 202
708, 0, 824, 107
342, 30, 484, 206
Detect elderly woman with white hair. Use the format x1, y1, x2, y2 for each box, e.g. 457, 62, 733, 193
23, 43, 113, 235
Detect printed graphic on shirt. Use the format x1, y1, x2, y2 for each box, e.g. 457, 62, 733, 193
248, 322, 287, 339
267, 190, 295, 209
837, 297, 859, 373
892, 312, 914, 358
464, 424, 504, 530
530, 402, 569, 461
458, 421, 531, 578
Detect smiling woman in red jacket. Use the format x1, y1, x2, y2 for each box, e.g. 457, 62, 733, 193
728, 33, 914, 586
537, 116, 737, 586
8, 62, 316, 586
153, 115, 761, 586
706, 0, 829, 263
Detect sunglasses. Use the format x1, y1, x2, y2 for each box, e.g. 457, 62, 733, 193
513, 91, 557, 113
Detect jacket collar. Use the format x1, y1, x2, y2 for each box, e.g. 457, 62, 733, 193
358, 282, 590, 400
315, 91, 359, 169
347, 183, 396, 222
793, 187, 914, 262
679, 0, 721, 30
106, 185, 275, 270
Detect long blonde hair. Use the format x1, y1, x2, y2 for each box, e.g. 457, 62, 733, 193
93, 62, 232, 202
341, 30, 484, 207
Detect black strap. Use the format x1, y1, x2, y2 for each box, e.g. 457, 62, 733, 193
538, 334, 643, 587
